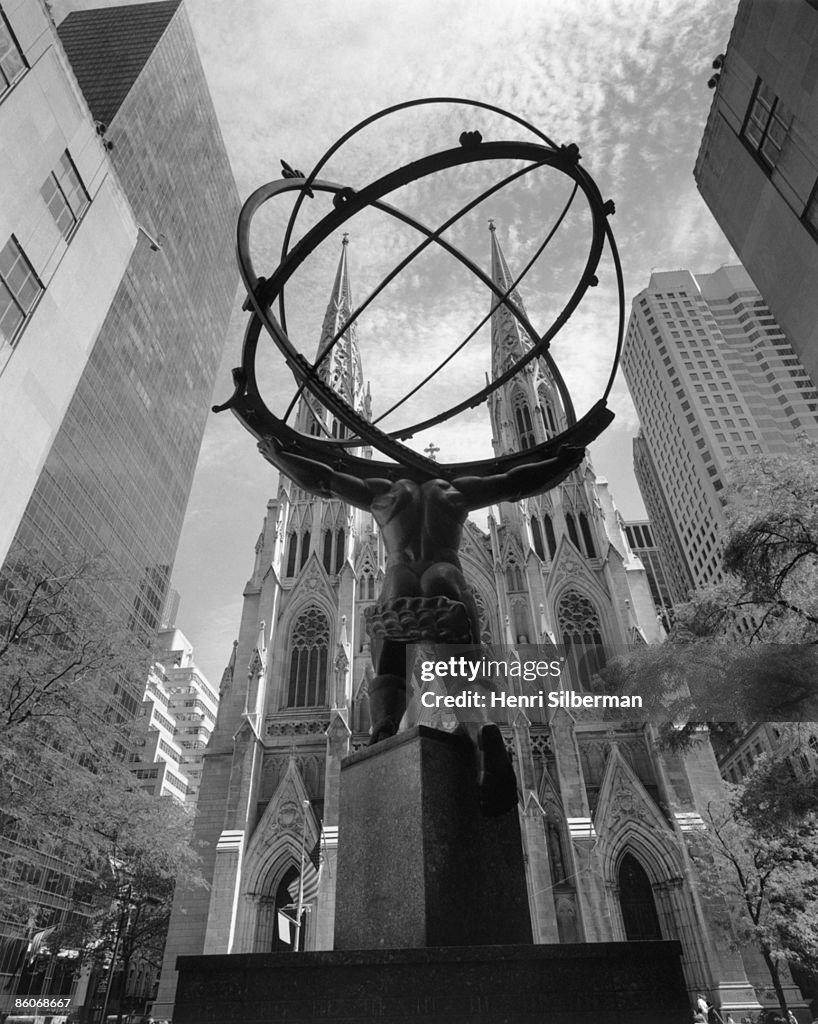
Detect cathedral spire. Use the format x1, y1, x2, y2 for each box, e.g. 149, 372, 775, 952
295, 235, 367, 438
489, 222, 534, 381
487, 223, 566, 455
313, 233, 364, 411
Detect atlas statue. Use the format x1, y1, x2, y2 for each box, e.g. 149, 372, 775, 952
215, 98, 624, 816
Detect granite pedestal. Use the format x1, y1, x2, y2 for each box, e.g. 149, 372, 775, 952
174, 942, 691, 1023
334, 726, 532, 949
174, 727, 691, 1022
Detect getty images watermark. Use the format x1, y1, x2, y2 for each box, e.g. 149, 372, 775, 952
412, 646, 643, 718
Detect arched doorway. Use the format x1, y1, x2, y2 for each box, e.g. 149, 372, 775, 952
271, 865, 305, 951
618, 853, 662, 940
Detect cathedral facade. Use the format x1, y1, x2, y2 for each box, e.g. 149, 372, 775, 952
155, 231, 780, 1020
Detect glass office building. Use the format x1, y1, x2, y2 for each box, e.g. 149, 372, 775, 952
7, 1, 239, 668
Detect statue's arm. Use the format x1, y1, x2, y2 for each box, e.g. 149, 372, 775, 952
258, 438, 390, 508
455, 445, 586, 510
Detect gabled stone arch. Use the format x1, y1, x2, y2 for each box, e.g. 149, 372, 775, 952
594, 747, 681, 888
236, 760, 320, 953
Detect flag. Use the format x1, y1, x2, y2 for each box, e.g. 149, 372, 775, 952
286, 829, 323, 906
27, 926, 55, 962
276, 911, 291, 943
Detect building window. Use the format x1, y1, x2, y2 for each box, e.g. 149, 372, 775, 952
531, 516, 545, 560
285, 534, 297, 577
565, 512, 581, 550
742, 79, 790, 169
0, 8, 26, 94
322, 526, 345, 574
505, 557, 524, 592
543, 514, 557, 558
0, 236, 42, 346
557, 589, 606, 689
512, 388, 536, 449
286, 606, 329, 708
40, 151, 89, 239
579, 512, 597, 558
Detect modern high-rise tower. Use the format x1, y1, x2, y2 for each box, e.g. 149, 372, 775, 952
622, 265, 818, 590
2, 0, 239, 673
0, 3, 238, 1008
152, 233, 794, 1021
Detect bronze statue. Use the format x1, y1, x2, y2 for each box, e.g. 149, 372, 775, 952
259, 433, 592, 815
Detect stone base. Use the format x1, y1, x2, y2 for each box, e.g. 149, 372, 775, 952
174, 942, 691, 1023
335, 726, 531, 949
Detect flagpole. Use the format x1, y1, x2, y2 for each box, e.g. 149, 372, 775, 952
292, 799, 309, 953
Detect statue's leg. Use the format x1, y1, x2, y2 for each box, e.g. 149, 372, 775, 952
367, 637, 408, 745
420, 563, 518, 816
476, 723, 518, 817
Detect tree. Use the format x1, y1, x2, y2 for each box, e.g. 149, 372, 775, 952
677, 437, 818, 644
0, 548, 203, 1007
689, 768, 818, 1019
596, 440, 818, 747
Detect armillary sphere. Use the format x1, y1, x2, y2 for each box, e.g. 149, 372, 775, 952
215, 97, 625, 480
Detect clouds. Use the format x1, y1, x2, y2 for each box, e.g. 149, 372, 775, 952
50, 0, 742, 682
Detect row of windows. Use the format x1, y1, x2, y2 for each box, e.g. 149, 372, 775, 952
283, 589, 609, 709
528, 512, 595, 561
284, 527, 346, 577
1, 150, 90, 348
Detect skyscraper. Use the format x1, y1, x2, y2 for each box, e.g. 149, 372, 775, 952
622, 519, 676, 632
0, 2, 238, 1009
153, 233, 783, 1021
4, 0, 239, 674
622, 265, 818, 589
0, 0, 136, 566
134, 627, 220, 806
694, 0, 818, 389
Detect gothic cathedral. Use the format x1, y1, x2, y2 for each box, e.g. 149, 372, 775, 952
155, 230, 780, 1020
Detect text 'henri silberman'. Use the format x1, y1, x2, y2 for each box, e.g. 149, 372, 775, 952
418, 657, 643, 709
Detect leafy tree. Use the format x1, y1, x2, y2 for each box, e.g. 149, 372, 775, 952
689, 772, 818, 1019
0, 549, 203, 1007
597, 440, 818, 747
676, 437, 818, 644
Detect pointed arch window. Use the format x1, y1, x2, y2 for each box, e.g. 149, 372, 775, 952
321, 527, 346, 574
334, 528, 345, 573
618, 853, 662, 941
505, 557, 524, 592
299, 530, 311, 570
512, 388, 536, 449
544, 514, 557, 558
531, 516, 545, 560
556, 590, 606, 690
285, 534, 297, 577
359, 568, 375, 602
286, 606, 329, 707
579, 512, 597, 558
538, 386, 558, 438
322, 529, 333, 573
565, 513, 580, 549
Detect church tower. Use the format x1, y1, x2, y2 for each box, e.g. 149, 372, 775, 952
155, 230, 774, 1022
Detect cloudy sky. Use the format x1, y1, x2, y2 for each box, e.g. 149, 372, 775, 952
56, 0, 740, 685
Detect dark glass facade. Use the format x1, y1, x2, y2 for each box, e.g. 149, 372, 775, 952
7, 3, 239, 654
